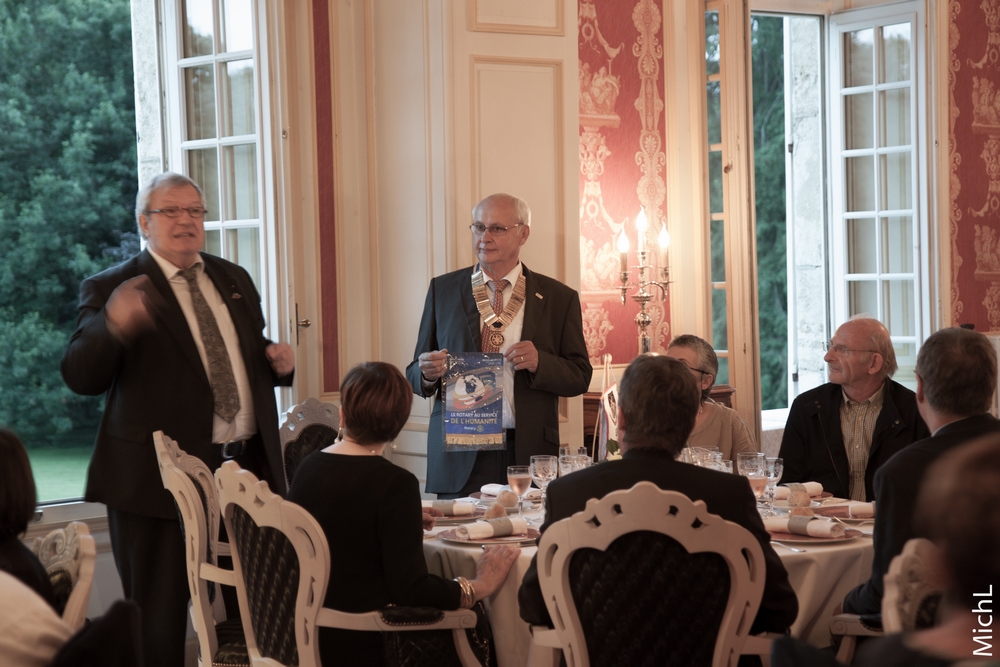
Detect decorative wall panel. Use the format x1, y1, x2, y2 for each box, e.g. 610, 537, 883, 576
471, 0, 563, 35
578, 0, 668, 366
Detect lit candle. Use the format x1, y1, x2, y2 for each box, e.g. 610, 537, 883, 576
658, 226, 670, 269
617, 228, 630, 273
635, 208, 647, 253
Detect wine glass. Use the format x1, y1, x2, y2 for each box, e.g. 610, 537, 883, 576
765, 457, 783, 513
558, 454, 591, 477
507, 465, 532, 522
736, 452, 767, 510
530, 455, 558, 519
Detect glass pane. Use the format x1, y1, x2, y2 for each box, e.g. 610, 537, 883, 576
706, 11, 720, 76
707, 81, 721, 145
184, 65, 217, 140
846, 156, 875, 212
183, 0, 214, 58
882, 279, 914, 336
224, 144, 258, 220
881, 216, 913, 273
844, 28, 873, 87
204, 228, 222, 256
880, 23, 911, 84
187, 148, 220, 219
226, 227, 261, 288
893, 341, 916, 362
845, 93, 873, 149
222, 59, 256, 136
709, 150, 723, 213
848, 280, 877, 317
879, 152, 912, 210
879, 88, 910, 147
712, 287, 728, 353
847, 218, 877, 273
711, 219, 726, 282
716, 356, 730, 386
221, 0, 253, 52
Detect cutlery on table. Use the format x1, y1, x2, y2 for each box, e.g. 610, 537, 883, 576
770, 541, 806, 553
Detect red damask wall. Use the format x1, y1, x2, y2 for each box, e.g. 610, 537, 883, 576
949, 0, 1000, 331
578, 0, 669, 367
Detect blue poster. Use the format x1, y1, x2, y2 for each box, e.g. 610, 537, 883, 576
443, 352, 506, 452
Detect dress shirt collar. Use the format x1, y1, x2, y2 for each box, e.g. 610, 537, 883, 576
148, 247, 203, 280
840, 380, 886, 409
477, 261, 523, 288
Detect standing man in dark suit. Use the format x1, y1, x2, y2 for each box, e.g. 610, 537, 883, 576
842, 326, 1000, 615
517, 354, 798, 634
778, 317, 928, 501
406, 193, 592, 498
61, 172, 295, 667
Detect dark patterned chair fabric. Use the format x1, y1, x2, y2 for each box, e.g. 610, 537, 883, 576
48, 568, 73, 616
212, 617, 252, 667
231, 504, 300, 666
569, 530, 730, 667
283, 423, 338, 486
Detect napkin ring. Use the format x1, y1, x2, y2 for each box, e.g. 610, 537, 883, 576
455, 576, 475, 609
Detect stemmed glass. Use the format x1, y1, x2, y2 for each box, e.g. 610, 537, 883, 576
506, 465, 532, 523
736, 452, 767, 513
765, 457, 783, 514
530, 455, 558, 520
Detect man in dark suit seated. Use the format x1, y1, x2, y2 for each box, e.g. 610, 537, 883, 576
842, 326, 1000, 615
518, 354, 799, 635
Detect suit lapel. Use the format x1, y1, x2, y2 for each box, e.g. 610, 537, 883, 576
137, 250, 209, 384
520, 264, 545, 343
461, 267, 483, 351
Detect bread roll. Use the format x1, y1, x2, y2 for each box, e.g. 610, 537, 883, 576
788, 490, 812, 508
497, 490, 520, 508
483, 503, 507, 520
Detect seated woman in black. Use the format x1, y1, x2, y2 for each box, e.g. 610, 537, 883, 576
0, 428, 58, 610
855, 436, 1000, 667
287, 361, 519, 667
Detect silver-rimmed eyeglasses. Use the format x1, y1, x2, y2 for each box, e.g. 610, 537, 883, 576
469, 222, 524, 236
146, 206, 208, 219
822, 340, 877, 356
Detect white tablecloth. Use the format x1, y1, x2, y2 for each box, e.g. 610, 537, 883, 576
423, 508, 874, 666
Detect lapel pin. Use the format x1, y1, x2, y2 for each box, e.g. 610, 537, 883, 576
535, 293, 544, 299
231, 293, 242, 299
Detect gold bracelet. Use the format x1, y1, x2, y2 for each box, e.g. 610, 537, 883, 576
455, 576, 475, 609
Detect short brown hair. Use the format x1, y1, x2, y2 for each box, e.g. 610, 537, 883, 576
914, 327, 997, 417
668, 334, 718, 400
340, 362, 413, 445
618, 354, 701, 455
0, 429, 37, 540
915, 435, 1000, 602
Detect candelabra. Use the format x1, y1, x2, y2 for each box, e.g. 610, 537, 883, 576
617, 208, 670, 355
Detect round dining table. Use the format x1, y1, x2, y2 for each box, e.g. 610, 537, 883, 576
422, 505, 874, 667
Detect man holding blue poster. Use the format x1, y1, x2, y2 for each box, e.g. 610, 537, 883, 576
407, 194, 592, 498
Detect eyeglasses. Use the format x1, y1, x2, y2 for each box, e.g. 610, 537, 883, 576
146, 206, 208, 219
469, 222, 524, 236
823, 340, 877, 356
680, 362, 713, 378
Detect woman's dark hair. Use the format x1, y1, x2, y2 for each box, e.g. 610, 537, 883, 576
340, 362, 413, 445
0, 429, 38, 540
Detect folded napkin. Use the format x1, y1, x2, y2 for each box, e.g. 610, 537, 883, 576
456, 516, 529, 541
774, 482, 824, 500
847, 502, 875, 518
422, 500, 475, 516
479, 484, 541, 501
764, 516, 845, 538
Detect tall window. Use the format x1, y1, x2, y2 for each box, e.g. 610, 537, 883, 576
164, 0, 265, 293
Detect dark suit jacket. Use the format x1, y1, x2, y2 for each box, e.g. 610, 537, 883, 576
778, 380, 928, 500
842, 413, 1000, 614
61, 250, 292, 519
405, 264, 592, 494
517, 447, 799, 635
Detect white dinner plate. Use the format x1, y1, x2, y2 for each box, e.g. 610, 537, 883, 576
768, 528, 863, 543
436, 527, 540, 546
772, 500, 821, 511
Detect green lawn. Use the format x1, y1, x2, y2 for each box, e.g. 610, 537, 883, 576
27, 445, 93, 503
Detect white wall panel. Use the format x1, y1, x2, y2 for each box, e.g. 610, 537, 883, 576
471, 0, 563, 34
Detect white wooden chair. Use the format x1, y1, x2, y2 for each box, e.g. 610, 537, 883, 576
214, 460, 484, 667
31, 520, 96, 632
830, 537, 944, 663
279, 397, 339, 488
527, 481, 773, 667
154, 431, 248, 667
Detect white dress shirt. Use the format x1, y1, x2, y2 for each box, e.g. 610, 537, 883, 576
149, 250, 256, 443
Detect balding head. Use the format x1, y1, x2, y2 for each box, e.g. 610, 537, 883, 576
824, 317, 896, 402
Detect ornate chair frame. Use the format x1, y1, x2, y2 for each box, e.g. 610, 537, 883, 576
215, 460, 483, 667
32, 520, 96, 632
279, 397, 339, 489
528, 481, 772, 667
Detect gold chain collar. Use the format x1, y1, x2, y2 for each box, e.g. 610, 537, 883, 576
471, 269, 527, 348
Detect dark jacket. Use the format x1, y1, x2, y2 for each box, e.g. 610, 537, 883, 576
777, 380, 928, 500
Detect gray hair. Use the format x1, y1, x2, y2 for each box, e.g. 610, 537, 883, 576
668, 334, 718, 401
135, 172, 204, 239
472, 193, 531, 227
914, 327, 997, 417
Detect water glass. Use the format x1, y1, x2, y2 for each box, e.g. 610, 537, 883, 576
530, 455, 558, 511
558, 454, 591, 477
736, 452, 767, 504
765, 457, 783, 513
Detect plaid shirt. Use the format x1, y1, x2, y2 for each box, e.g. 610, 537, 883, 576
840, 383, 886, 501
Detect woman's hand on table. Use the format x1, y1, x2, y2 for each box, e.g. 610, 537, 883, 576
470, 545, 520, 601
422, 507, 444, 531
